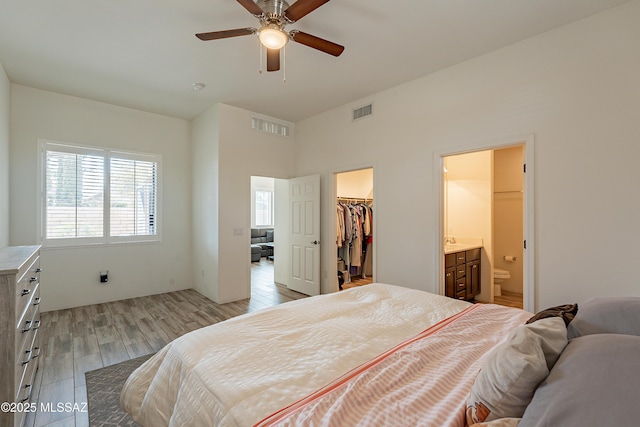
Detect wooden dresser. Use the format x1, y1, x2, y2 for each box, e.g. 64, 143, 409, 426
0, 245, 42, 427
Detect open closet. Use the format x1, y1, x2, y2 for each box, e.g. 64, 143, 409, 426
336, 168, 374, 290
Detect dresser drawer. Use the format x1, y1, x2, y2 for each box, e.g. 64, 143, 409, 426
16, 339, 38, 403
16, 283, 40, 331
15, 256, 40, 324
15, 313, 40, 396
445, 253, 456, 269
16, 290, 40, 356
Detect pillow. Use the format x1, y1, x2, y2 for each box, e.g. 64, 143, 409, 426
525, 303, 578, 326
567, 297, 640, 339
266, 229, 274, 242
466, 317, 567, 425
519, 334, 640, 427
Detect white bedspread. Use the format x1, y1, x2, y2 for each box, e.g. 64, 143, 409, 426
120, 283, 472, 426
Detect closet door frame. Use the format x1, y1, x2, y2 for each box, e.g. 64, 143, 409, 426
331, 165, 376, 293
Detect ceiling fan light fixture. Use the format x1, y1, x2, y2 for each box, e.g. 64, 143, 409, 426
258, 24, 289, 49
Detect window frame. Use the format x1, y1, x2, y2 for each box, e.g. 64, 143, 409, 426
38, 140, 162, 248
253, 189, 274, 228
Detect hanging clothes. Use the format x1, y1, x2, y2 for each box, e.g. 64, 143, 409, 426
336, 199, 373, 282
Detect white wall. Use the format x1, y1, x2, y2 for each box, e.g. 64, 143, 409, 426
0, 62, 9, 247
295, 1, 640, 310
274, 178, 290, 286
493, 146, 524, 294
337, 168, 373, 199
446, 151, 493, 302
10, 85, 192, 311
192, 104, 296, 303
191, 104, 220, 302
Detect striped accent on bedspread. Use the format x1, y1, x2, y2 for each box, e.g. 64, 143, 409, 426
255, 304, 530, 427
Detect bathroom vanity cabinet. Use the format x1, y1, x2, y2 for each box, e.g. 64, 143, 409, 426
445, 247, 481, 301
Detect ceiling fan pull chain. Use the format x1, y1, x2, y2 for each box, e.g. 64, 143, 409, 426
283, 45, 286, 83
259, 40, 263, 74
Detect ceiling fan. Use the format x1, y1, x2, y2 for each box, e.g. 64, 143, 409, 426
196, 0, 345, 72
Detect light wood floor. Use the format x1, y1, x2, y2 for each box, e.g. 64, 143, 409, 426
494, 290, 524, 309
26, 259, 306, 427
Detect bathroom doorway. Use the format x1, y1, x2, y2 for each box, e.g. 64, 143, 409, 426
436, 135, 534, 312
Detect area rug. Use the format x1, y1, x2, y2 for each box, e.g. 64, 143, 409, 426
85, 353, 154, 427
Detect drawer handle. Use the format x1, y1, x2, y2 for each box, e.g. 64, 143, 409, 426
21, 346, 41, 366
33, 297, 41, 306
21, 352, 32, 366
21, 288, 30, 297
19, 389, 32, 403
457, 283, 465, 288
29, 277, 38, 283
21, 319, 39, 333
22, 320, 32, 333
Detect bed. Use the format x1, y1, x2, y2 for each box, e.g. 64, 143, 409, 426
120, 283, 536, 426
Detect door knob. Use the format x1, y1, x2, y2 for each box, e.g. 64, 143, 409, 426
311, 240, 320, 245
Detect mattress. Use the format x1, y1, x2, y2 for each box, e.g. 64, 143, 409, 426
120, 283, 527, 426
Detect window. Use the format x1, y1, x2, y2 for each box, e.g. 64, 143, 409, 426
40, 141, 161, 247
255, 190, 273, 227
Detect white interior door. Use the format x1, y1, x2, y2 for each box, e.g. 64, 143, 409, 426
288, 174, 320, 296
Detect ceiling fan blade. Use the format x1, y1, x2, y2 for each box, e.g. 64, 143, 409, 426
284, 0, 330, 22
290, 31, 344, 57
236, 0, 264, 16
266, 48, 280, 72
196, 28, 256, 41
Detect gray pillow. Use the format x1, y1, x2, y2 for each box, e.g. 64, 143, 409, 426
567, 297, 640, 339
519, 334, 640, 427
465, 318, 567, 424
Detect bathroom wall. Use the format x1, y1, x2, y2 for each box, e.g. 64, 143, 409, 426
493, 146, 524, 294
444, 151, 493, 302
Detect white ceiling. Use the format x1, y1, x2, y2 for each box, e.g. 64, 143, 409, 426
0, 0, 631, 122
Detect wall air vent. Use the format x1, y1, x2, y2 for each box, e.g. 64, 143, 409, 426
251, 117, 290, 137
352, 103, 373, 121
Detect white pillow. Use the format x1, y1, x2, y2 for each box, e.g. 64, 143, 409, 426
466, 317, 567, 424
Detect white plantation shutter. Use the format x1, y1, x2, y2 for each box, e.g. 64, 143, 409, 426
255, 190, 273, 227
41, 141, 161, 247
110, 157, 157, 237
45, 148, 105, 241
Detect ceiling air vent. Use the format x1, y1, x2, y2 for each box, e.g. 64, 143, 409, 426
251, 117, 290, 137
352, 103, 373, 121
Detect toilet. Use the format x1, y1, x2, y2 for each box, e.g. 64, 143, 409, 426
493, 268, 511, 297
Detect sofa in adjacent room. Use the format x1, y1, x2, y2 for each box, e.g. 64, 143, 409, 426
250, 228, 274, 262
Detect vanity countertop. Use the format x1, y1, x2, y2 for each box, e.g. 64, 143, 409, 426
444, 242, 483, 254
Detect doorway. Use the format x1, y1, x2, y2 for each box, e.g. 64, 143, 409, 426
335, 168, 375, 291
250, 176, 276, 297
436, 135, 534, 312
